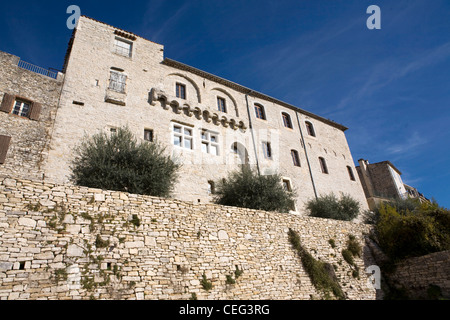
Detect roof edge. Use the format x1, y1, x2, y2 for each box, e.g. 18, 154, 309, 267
162, 58, 348, 131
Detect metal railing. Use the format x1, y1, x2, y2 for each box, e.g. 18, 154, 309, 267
17, 59, 58, 79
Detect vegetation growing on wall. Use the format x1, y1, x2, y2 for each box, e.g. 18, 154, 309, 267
288, 228, 345, 300
70, 126, 180, 197
213, 166, 296, 213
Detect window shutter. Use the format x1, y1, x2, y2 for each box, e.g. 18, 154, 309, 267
0, 93, 15, 113
29, 102, 42, 121
0, 135, 11, 164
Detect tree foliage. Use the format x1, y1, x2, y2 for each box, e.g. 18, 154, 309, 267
375, 199, 450, 260
213, 166, 296, 213
70, 127, 179, 197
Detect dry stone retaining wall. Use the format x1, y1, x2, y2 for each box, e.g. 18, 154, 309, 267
0, 176, 377, 300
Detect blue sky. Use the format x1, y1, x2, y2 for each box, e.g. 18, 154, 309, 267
1, 0, 449, 208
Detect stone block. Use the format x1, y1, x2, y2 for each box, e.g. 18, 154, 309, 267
18, 217, 37, 228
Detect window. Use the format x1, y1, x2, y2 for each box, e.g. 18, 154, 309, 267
109, 71, 127, 93
113, 37, 132, 57
305, 121, 316, 137
347, 166, 356, 181
291, 150, 301, 167
282, 112, 293, 129
254, 104, 266, 120
262, 142, 272, 159
282, 179, 292, 192
12, 99, 31, 117
176, 83, 186, 99
319, 157, 328, 174
201, 130, 219, 155
217, 97, 226, 113
144, 129, 153, 142
207, 180, 215, 195
172, 123, 193, 150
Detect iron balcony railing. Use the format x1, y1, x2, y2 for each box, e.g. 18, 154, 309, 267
17, 59, 58, 79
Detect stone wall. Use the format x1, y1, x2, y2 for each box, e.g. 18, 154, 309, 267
389, 250, 450, 299
0, 176, 377, 300
0, 51, 64, 181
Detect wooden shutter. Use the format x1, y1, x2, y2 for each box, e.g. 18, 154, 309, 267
0, 93, 15, 113
0, 135, 11, 164
29, 102, 42, 121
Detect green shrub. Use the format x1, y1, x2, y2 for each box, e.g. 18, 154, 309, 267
306, 193, 360, 221
375, 200, 450, 261
213, 166, 296, 213
71, 127, 179, 197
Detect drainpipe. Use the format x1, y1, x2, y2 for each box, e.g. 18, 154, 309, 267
295, 111, 318, 199
245, 90, 261, 175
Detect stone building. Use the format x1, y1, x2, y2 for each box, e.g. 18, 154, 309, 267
2, 16, 369, 214
0, 51, 64, 181
356, 159, 428, 210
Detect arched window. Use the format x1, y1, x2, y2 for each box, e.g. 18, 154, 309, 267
291, 150, 300, 167
319, 157, 328, 174
305, 121, 316, 137
347, 166, 356, 181
282, 112, 293, 129
254, 104, 266, 120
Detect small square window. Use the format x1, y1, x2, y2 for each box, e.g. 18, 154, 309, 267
201, 130, 220, 156
144, 129, 153, 142
113, 38, 132, 57
172, 123, 193, 150
12, 100, 31, 118
282, 179, 292, 192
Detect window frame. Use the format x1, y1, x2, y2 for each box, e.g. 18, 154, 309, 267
144, 129, 154, 142
11, 99, 31, 118
108, 70, 127, 93
172, 123, 193, 150
254, 104, 266, 120
347, 165, 356, 181
282, 112, 293, 129
305, 121, 316, 137
176, 83, 186, 100
113, 37, 133, 58
291, 149, 301, 167
319, 157, 329, 174
200, 130, 220, 156
217, 97, 227, 113
262, 141, 272, 159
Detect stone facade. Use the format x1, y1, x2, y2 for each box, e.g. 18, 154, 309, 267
0, 51, 64, 181
0, 176, 377, 300
356, 159, 429, 210
43, 16, 369, 214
